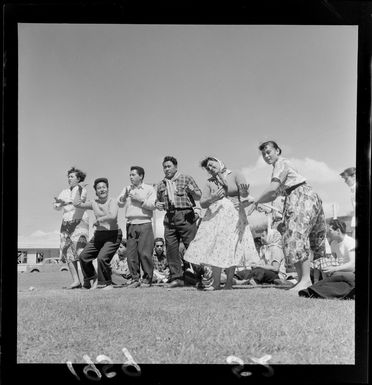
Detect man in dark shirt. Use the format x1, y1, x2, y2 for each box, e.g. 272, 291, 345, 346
155, 156, 202, 288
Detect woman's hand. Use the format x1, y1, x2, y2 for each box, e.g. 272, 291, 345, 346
246, 200, 257, 216
239, 183, 249, 197
211, 187, 225, 202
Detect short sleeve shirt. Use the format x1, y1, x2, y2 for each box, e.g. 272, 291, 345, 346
330, 235, 355, 266
271, 157, 306, 195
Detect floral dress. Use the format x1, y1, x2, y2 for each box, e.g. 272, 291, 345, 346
184, 171, 259, 268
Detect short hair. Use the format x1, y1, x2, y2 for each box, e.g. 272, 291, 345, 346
93, 177, 109, 190
120, 239, 127, 247
329, 219, 347, 234
67, 167, 86, 182
340, 167, 356, 178
154, 237, 165, 246
258, 141, 282, 155
162, 156, 178, 166
130, 166, 145, 179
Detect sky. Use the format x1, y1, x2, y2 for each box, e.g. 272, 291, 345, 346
18, 24, 358, 247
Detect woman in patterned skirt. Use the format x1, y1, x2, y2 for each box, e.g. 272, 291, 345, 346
54, 167, 90, 289
247, 141, 327, 292
184, 157, 259, 290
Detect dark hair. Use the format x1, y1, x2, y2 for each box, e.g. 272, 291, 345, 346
162, 156, 178, 166
258, 141, 282, 155
154, 237, 165, 245
130, 166, 145, 179
340, 167, 356, 178
200, 156, 218, 170
120, 239, 127, 247
93, 177, 109, 190
67, 167, 86, 182
329, 219, 347, 234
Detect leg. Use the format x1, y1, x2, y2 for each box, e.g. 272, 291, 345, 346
289, 259, 311, 292
164, 219, 183, 281
126, 224, 141, 282
79, 235, 101, 288
96, 230, 122, 286
224, 266, 236, 290
137, 223, 155, 283
211, 266, 222, 289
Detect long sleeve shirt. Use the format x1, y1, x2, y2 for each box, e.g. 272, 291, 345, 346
117, 183, 156, 224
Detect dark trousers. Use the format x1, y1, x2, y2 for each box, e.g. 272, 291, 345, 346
126, 222, 154, 282
79, 229, 122, 285
164, 209, 197, 282
236, 267, 278, 284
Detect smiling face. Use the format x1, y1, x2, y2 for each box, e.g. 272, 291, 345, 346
206, 159, 221, 176
95, 182, 108, 200
68, 172, 80, 188
163, 160, 178, 179
261, 144, 280, 165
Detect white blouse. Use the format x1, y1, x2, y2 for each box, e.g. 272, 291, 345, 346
54, 186, 89, 223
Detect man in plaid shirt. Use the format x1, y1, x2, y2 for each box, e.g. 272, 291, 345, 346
155, 156, 202, 288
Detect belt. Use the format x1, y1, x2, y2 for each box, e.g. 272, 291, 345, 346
285, 181, 306, 196
167, 207, 193, 214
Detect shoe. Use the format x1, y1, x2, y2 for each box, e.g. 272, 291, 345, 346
165, 279, 184, 288
203, 286, 220, 291
249, 278, 258, 286
127, 281, 141, 288
63, 283, 82, 289
101, 284, 113, 290
273, 279, 294, 288
140, 280, 152, 288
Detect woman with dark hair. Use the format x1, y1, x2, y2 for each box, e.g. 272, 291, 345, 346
247, 141, 326, 292
54, 167, 89, 289
73, 177, 122, 290
184, 156, 259, 290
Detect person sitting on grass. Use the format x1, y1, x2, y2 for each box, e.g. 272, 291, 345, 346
310, 237, 336, 283
74, 177, 122, 290
152, 237, 170, 283
246, 226, 287, 285
299, 219, 355, 299
111, 239, 132, 286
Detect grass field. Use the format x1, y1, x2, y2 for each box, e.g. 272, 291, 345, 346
17, 271, 355, 365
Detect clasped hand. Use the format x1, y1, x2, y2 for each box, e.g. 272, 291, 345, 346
212, 187, 226, 202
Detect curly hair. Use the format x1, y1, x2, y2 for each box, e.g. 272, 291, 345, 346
67, 167, 86, 182
162, 156, 178, 166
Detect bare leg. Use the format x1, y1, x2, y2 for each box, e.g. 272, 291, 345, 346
289, 259, 312, 292
223, 266, 235, 290
67, 260, 81, 287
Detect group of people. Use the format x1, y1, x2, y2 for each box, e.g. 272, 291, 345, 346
53, 141, 356, 298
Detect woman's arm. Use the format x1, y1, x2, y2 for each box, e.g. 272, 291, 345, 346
235, 172, 249, 198
72, 187, 93, 210
255, 181, 281, 204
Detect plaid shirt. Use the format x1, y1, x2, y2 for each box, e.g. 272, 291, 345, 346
156, 174, 200, 210
152, 252, 168, 272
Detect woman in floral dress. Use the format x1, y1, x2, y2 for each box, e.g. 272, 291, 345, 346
184, 157, 259, 290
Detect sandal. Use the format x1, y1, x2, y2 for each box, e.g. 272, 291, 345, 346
203, 286, 221, 291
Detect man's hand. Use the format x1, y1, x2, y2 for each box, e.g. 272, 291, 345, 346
129, 191, 143, 204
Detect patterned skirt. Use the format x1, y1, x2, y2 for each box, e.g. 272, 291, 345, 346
60, 218, 89, 262
282, 184, 326, 264
184, 197, 259, 268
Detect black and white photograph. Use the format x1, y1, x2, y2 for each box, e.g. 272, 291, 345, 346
2, 1, 370, 384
